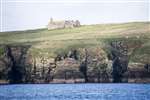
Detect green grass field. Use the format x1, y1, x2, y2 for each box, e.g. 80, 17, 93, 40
0, 22, 150, 63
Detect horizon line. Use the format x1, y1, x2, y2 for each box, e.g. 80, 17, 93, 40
1, 21, 149, 32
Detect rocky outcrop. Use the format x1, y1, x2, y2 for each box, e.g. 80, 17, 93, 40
109, 41, 129, 83
0, 45, 31, 83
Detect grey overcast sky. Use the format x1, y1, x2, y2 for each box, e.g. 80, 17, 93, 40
0, 0, 149, 32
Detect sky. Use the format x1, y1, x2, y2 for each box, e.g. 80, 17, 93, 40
0, 0, 149, 32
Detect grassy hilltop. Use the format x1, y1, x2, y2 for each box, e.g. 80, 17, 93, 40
0, 22, 150, 63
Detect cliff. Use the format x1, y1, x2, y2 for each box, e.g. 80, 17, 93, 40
0, 43, 150, 84
0, 22, 150, 84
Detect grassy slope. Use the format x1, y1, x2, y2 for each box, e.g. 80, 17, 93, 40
0, 22, 150, 63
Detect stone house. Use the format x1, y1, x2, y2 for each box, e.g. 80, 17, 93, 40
47, 18, 80, 30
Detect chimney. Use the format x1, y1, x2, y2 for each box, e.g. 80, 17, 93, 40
50, 17, 53, 23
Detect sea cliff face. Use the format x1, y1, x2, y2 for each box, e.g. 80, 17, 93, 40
0, 42, 149, 84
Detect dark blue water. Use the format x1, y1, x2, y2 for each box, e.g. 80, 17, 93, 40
0, 84, 150, 100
